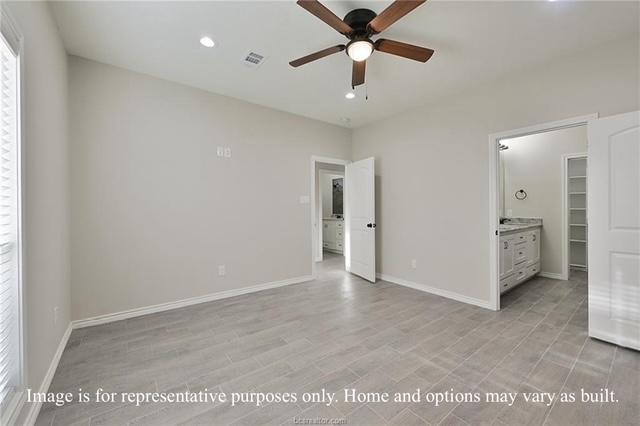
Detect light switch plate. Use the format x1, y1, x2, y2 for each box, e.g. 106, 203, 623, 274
218, 265, 226, 276
411, 259, 417, 269
217, 146, 224, 157
299, 195, 310, 204
224, 147, 232, 158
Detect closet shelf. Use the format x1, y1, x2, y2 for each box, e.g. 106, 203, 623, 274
570, 263, 587, 268
570, 223, 587, 227
569, 176, 587, 179
569, 192, 586, 195
569, 208, 586, 211
570, 239, 587, 243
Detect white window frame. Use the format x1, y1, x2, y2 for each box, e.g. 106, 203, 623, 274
0, 6, 24, 426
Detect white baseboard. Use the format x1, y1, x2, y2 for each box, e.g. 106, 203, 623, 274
72, 275, 313, 329
539, 272, 566, 280
20, 323, 72, 426
376, 273, 493, 310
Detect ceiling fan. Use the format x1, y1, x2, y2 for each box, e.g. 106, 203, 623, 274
289, 0, 434, 88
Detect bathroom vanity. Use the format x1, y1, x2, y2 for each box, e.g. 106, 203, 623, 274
322, 218, 344, 254
499, 219, 542, 294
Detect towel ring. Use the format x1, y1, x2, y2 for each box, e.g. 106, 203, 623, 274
515, 189, 527, 200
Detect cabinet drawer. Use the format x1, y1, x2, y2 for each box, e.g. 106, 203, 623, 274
323, 242, 330, 248
527, 262, 540, 277
336, 222, 344, 228
514, 267, 528, 283
500, 274, 515, 293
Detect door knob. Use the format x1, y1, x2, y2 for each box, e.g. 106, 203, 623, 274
367, 223, 377, 228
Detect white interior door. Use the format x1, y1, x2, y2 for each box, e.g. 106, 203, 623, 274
345, 157, 376, 282
588, 111, 640, 350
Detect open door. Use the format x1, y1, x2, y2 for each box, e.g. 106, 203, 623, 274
588, 111, 640, 350
345, 157, 376, 282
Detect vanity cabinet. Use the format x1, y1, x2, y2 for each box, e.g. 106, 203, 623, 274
500, 238, 515, 278
499, 228, 540, 294
322, 219, 344, 254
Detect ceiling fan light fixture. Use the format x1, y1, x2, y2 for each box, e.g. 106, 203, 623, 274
345, 92, 356, 99
347, 39, 373, 62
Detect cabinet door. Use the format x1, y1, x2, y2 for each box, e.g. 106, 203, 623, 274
324, 221, 336, 245
500, 236, 515, 278
527, 230, 540, 264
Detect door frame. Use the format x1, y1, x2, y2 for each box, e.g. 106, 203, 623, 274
488, 113, 597, 311
310, 156, 350, 279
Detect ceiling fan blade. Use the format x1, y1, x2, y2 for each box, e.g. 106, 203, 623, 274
296, 0, 353, 35
368, 0, 427, 34
375, 39, 434, 62
352, 60, 366, 87
289, 45, 346, 67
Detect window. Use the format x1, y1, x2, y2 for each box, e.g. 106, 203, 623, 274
0, 11, 22, 422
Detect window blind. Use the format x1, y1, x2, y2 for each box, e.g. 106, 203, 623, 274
0, 31, 20, 417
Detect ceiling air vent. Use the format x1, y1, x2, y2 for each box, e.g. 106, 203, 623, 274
243, 52, 266, 68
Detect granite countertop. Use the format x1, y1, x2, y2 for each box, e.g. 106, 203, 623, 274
499, 218, 542, 234
499, 223, 542, 234
323, 217, 344, 221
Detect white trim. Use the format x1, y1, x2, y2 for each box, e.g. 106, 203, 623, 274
0, 9, 26, 422
538, 272, 565, 280
488, 114, 597, 311
488, 125, 500, 311
310, 156, 349, 278
377, 273, 494, 310
561, 152, 588, 282
21, 324, 72, 426
72, 275, 312, 329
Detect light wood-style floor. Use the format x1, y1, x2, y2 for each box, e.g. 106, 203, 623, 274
36, 253, 638, 425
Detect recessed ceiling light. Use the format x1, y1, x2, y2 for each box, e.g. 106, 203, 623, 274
345, 92, 356, 100
199, 36, 215, 48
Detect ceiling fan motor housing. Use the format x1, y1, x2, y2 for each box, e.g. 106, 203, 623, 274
344, 8, 377, 38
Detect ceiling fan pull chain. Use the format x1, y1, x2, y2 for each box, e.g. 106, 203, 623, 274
365, 83, 368, 101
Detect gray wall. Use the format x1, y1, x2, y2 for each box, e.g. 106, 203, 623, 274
3, 1, 71, 421
69, 57, 351, 320
352, 37, 639, 305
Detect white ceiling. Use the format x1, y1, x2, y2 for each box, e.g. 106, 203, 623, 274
51, 1, 639, 128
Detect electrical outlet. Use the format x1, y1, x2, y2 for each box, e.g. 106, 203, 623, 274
54, 306, 60, 325
411, 259, 417, 269
217, 146, 224, 157
218, 265, 226, 276
224, 147, 232, 158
